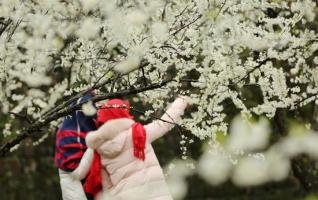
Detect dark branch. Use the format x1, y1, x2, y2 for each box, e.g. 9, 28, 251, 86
6, 19, 21, 42
0, 78, 173, 157
293, 93, 318, 109
171, 14, 202, 36
0, 18, 12, 37
8, 112, 32, 124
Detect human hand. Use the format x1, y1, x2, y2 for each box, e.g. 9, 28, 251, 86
178, 95, 192, 109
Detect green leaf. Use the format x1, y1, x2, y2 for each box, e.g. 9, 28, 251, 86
106, 71, 113, 79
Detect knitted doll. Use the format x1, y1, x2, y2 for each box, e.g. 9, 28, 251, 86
81, 96, 189, 200
54, 94, 98, 200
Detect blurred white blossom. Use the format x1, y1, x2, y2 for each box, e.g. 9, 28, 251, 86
80, 0, 99, 12
126, 10, 148, 26
278, 128, 318, 159
167, 177, 187, 200
21, 74, 52, 87
114, 57, 140, 74
76, 18, 100, 39
197, 151, 232, 185
152, 22, 169, 42
232, 157, 269, 186
165, 160, 194, 199
227, 116, 270, 152
264, 150, 290, 182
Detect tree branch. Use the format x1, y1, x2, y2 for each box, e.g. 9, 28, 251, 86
6, 19, 21, 42
8, 112, 32, 124
0, 18, 12, 37
171, 14, 202, 36
0, 78, 174, 157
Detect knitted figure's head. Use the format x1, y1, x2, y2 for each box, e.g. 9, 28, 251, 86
96, 99, 133, 127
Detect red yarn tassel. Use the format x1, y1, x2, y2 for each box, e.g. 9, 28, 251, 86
132, 122, 146, 160
83, 151, 102, 196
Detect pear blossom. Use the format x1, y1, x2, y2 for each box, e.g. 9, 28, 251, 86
76, 18, 100, 40
114, 57, 141, 74
227, 116, 270, 152
232, 157, 269, 186
197, 151, 232, 185
79, 0, 99, 12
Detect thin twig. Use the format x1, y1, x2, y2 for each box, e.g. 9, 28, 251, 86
215, 0, 227, 19
140, 66, 148, 86
0, 18, 12, 37
293, 93, 318, 109
0, 78, 174, 157
171, 14, 203, 36
8, 112, 32, 124
7, 19, 22, 42
131, 107, 177, 125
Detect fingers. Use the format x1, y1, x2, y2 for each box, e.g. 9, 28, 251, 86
177, 95, 192, 107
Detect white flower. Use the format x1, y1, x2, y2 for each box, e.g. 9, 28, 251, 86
126, 10, 148, 26
290, 67, 299, 75
21, 74, 52, 87
265, 150, 290, 182
114, 57, 140, 74
227, 116, 270, 152
10, 144, 20, 152
12, 94, 24, 101
291, 0, 316, 22
280, 132, 318, 159
278, 125, 318, 158
232, 157, 269, 186
80, 0, 99, 12
167, 177, 187, 200
197, 151, 232, 185
33, 98, 48, 108
164, 160, 194, 199
304, 134, 318, 159
76, 18, 100, 39
100, 0, 117, 16
166, 160, 194, 178
152, 22, 169, 42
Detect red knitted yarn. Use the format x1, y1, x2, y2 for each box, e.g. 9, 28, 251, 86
97, 99, 133, 125
132, 122, 146, 160
84, 99, 146, 197
83, 152, 102, 196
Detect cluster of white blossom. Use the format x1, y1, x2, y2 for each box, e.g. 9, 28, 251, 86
0, 0, 317, 160
163, 115, 318, 199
